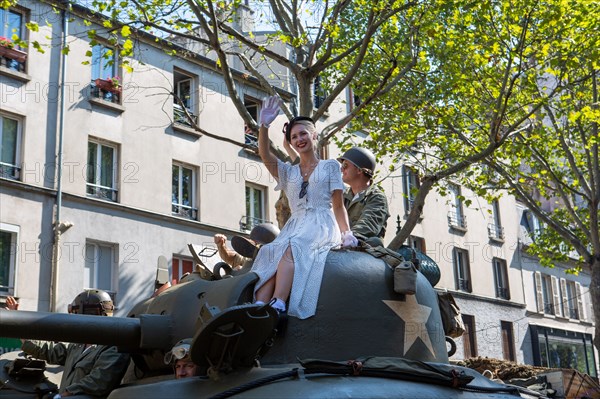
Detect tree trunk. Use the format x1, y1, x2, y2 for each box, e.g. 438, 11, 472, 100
591, 257, 600, 352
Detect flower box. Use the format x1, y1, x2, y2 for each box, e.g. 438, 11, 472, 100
0, 46, 27, 63
94, 78, 122, 94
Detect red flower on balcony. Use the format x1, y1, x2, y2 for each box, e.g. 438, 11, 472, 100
0, 36, 27, 63
94, 77, 122, 94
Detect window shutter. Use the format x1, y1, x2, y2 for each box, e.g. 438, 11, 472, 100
534, 272, 543, 313
551, 276, 560, 316
575, 282, 586, 320
560, 278, 568, 317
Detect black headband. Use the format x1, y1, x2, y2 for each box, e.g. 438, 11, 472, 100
283, 116, 315, 142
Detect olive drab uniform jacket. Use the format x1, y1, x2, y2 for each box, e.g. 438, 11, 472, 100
22, 340, 129, 397
343, 184, 390, 240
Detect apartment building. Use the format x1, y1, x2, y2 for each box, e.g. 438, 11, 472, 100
0, 0, 596, 375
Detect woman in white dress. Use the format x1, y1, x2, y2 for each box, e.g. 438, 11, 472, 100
253, 96, 358, 320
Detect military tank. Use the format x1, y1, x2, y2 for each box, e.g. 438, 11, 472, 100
0, 249, 543, 398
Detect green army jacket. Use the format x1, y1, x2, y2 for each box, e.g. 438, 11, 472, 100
343, 184, 390, 240
22, 340, 129, 397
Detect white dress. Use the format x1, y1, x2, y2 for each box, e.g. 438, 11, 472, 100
251, 158, 344, 319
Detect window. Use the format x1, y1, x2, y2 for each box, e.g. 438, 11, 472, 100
462, 314, 477, 358
84, 241, 116, 301
534, 326, 597, 376
242, 184, 266, 231
534, 272, 560, 315
313, 75, 326, 109
560, 279, 586, 320
501, 321, 516, 361
87, 140, 118, 202
521, 209, 542, 240
488, 200, 504, 241
453, 247, 471, 292
173, 70, 198, 127
172, 256, 194, 282
407, 236, 426, 253
90, 44, 121, 104
0, 114, 22, 180
172, 163, 197, 220
447, 184, 466, 230
0, 8, 27, 72
492, 258, 510, 300
244, 97, 259, 148
402, 166, 420, 215
0, 224, 18, 294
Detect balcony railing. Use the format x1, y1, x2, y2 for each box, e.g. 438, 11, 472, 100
0, 162, 20, 180
0, 46, 27, 72
568, 307, 579, 320
457, 278, 471, 292
173, 103, 198, 127
543, 302, 555, 315
91, 79, 121, 104
86, 183, 118, 202
245, 132, 258, 148
448, 211, 467, 230
488, 223, 505, 241
172, 203, 198, 220
239, 215, 268, 232
495, 286, 510, 300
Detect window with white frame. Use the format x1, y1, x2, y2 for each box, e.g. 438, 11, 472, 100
172, 163, 197, 220
90, 44, 121, 104
453, 247, 471, 292
0, 223, 18, 294
492, 257, 510, 300
0, 113, 22, 180
0, 7, 27, 72
488, 200, 504, 240
87, 140, 118, 202
172, 255, 194, 282
447, 184, 466, 229
560, 278, 586, 320
243, 184, 266, 231
173, 70, 198, 127
402, 166, 420, 215
522, 209, 542, 240
84, 241, 116, 299
534, 272, 560, 315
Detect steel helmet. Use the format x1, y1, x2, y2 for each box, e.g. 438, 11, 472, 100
164, 338, 192, 365
231, 223, 280, 259
338, 147, 376, 178
68, 289, 114, 316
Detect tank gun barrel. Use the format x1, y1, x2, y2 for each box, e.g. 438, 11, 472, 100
0, 309, 171, 349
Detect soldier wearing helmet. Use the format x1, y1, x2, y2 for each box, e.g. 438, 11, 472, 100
7, 290, 130, 398
338, 147, 390, 246
164, 338, 200, 379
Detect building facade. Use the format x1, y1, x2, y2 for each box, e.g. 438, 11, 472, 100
0, 0, 596, 375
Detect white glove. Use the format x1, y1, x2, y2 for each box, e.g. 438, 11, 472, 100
341, 231, 359, 247
260, 96, 282, 127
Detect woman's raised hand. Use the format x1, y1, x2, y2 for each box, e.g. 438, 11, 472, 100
259, 96, 282, 128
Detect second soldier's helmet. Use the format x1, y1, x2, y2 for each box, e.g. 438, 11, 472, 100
338, 147, 377, 178
68, 289, 115, 316
164, 338, 192, 365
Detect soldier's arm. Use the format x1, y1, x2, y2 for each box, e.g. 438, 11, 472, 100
351, 191, 390, 239
21, 340, 69, 365
64, 346, 129, 396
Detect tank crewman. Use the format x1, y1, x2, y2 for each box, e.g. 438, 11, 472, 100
213, 233, 248, 270
164, 338, 200, 379
338, 147, 390, 247
6, 290, 130, 398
